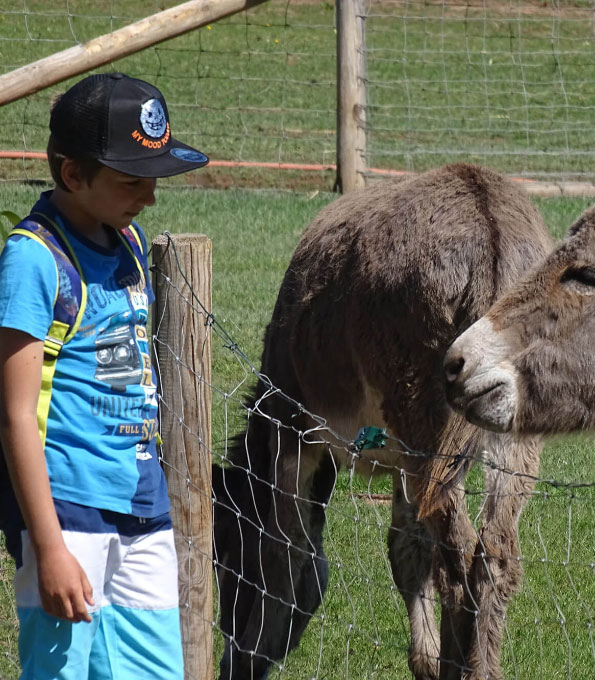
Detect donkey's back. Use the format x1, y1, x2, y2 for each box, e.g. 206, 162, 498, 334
262, 164, 552, 473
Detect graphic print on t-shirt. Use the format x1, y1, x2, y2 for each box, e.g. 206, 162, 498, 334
95, 311, 142, 389
89, 266, 159, 465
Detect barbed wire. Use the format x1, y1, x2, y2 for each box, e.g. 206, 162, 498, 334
154, 231, 595, 496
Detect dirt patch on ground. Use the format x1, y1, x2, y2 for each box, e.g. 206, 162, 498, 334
365, 0, 594, 19
173, 165, 338, 193
355, 493, 392, 506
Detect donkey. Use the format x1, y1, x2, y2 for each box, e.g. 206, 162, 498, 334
444, 203, 595, 436
213, 164, 553, 680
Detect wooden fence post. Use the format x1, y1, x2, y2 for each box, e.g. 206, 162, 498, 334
336, 0, 367, 192
152, 233, 213, 680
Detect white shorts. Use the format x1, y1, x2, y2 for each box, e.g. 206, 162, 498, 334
9, 500, 183, 680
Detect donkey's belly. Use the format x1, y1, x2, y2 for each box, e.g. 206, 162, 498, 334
309, 379, 403, 475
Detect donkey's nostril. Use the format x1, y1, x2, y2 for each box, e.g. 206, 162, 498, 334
444, 356, 465, 383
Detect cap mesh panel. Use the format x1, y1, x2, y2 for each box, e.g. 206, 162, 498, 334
50, 74, 115, 157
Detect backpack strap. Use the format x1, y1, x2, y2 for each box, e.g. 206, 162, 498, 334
119, 224, 146, 286
10, 212, 86, 446
17, 212, 87, 348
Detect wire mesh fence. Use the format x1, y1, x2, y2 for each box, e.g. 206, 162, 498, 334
159, 229, 595, 679
363, 0, 595, 182
4, 2, 595, 191
0, 222, 594, 679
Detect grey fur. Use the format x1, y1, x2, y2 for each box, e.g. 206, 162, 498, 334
214, 164, 553, 679
445, 205, 595, 435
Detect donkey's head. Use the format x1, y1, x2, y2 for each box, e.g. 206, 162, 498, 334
444, 205, 595, 435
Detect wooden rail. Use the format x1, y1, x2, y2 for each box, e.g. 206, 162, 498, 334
0, 0, 269, 106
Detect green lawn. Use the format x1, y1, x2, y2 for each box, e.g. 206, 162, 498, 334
0, 183, 594, 678
3, 1, 595, 189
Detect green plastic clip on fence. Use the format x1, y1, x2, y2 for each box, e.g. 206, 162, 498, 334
353, 426, 387, 452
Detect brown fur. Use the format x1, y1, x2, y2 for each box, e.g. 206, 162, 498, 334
446, 205, 595, 435
213, 164, 553, 680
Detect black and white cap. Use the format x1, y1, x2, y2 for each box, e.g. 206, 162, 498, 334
50, 72, 209, 178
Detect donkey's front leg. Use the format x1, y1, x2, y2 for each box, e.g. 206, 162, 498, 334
463, 434, 542, 680
425, 486, 478, 680
388, 480, 440, 680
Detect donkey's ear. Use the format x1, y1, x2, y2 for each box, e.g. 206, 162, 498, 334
568, 207, 595, 238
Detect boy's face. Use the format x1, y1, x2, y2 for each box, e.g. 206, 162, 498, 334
67, 164, 157, 231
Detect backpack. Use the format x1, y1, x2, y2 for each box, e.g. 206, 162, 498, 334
0, 210, 146, 535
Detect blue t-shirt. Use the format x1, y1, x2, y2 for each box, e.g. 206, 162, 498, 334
0, 192, 169, 518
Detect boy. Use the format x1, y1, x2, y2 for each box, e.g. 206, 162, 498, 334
0, 72, 209, 679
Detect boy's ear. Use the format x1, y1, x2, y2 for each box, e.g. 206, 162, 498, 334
60, 158, 86, 192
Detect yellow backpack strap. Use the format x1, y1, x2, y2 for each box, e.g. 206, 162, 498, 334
119, 224, 146, 286
37, 324, 70, 446
11, 213, 86, 445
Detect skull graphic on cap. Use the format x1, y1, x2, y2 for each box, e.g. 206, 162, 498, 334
140, 99, 167, 139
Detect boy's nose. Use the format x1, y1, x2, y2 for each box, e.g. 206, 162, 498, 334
141, 178, 157, 207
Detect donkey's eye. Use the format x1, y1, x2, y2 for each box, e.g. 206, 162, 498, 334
561, 266, 595, 289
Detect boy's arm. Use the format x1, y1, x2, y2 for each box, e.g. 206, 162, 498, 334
0, 327, 94, 623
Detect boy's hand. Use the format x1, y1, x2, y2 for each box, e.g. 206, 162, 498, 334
0, 329, 94, 624
37, 545, 95, 623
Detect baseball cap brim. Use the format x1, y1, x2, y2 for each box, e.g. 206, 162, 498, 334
98, 138, 209, 178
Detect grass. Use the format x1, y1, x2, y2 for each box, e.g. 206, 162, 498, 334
0, 539, 17, 680
3, 2, 595, 187
0, 183, 594, 679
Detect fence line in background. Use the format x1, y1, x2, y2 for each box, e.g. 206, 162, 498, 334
361, 1, 595, 182
4, 2, 595, 189
0, 0, 338, 192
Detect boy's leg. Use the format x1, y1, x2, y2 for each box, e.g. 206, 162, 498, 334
12, 527, 111, 680
18, 608, 99, 680
88, 514, 184, 680
9, 505, 182, 680
89, 603, 184, 680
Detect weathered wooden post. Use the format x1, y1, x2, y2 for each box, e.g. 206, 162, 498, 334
337, 0, 367, 192
152, 233, 213, 680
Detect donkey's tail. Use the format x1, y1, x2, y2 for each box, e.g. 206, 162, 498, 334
416, 413, 481, 519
